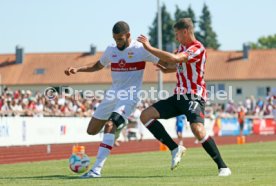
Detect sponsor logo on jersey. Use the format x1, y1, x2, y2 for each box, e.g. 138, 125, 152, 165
111, 61, 146, 72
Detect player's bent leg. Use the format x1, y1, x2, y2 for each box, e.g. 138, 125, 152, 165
81, 112, 125, 178
140, 106, 184, 170
140, 107, 176, 148
190, 122, 231, 176
140, 106, 160, 124
86, 117, 107, 135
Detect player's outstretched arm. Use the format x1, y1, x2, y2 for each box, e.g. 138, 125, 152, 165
156, 64, 176, 73
156, 60, 176, 73
64, 61, 104, 76
137, 35, 188, 64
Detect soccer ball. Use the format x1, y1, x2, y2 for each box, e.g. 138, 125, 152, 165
69, 154, 90, 173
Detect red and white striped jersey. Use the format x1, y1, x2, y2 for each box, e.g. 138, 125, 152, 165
174, 40, 207, 100
100, 40, 159, 100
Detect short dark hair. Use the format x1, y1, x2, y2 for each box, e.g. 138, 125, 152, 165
174, 18, 194, 32
112, 21, 130, 34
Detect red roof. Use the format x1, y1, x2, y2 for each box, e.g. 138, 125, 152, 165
0, 49, 275, 85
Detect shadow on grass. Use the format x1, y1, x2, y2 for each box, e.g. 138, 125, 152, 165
0, 174, 182, 180
0, 175, 79, 180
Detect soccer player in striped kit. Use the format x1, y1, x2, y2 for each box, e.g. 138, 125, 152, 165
138, 18, 231, 176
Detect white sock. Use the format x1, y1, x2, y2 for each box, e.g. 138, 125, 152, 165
92, 133, 115, 174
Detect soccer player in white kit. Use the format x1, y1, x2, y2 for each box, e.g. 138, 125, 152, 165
65, 21, 183, 178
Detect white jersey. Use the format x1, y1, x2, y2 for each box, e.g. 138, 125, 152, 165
100, 40, 159, 98
94, 40, 159, 121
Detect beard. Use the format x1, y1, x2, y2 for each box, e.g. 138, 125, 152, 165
117, 44, 127, 51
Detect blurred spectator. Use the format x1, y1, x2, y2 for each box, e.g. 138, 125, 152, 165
249, 95, 256, 114
35, 98, 44, 117
175, 114, 187, 146
237, 105, 246, 136
0, 87, 275, 119
125, 104, 144, 141
225, 100, 236, 114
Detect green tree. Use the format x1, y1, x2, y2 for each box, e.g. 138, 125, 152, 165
187, 5, 196, 25
249, 34, 276, 49
197, 3, 220, 49
174, 5, 187, 21
174, 5, 196, 25
148, 4, 174, 50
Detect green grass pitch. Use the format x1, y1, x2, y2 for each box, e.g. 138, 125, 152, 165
0, 141, 275, 186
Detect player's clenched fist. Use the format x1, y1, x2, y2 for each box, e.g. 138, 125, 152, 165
64, 67, 78, 76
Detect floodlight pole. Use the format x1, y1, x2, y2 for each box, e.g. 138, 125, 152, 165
157, 0, 163, 94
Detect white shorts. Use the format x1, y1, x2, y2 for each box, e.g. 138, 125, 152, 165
93, 98, 137, 122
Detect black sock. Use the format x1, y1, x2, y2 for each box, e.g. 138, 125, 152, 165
201, 136, 227, 169
146, 120, 178, 151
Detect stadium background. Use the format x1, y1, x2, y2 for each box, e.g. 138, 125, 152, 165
1, 38, 275, 166
0, 0, 276, 185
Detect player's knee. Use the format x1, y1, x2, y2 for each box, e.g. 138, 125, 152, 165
105, 120, 115, 129
108, 112, 125, 129
191, 123, 206, 140
87, 127, 98, 135
86, 119, 101, 135
140, 107, 158, 124
140, 110, 149, 124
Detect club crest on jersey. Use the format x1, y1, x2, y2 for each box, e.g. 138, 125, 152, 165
128, 51, 134, 58
118, 59, 126, 67
112, 54, 117, 58
186, 49, 194, 57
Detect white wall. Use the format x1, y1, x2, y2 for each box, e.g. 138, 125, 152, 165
0, 117, 215, 146
207, 80, 276, 103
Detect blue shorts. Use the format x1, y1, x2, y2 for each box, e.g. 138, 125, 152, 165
176, 124, 183, 133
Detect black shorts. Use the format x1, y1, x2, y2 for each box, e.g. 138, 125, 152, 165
152, 94, 205, 124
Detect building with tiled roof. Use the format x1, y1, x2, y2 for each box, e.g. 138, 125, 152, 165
0, 46, 275, 103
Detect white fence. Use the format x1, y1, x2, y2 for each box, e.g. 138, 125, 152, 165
0, 117, 215, 147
